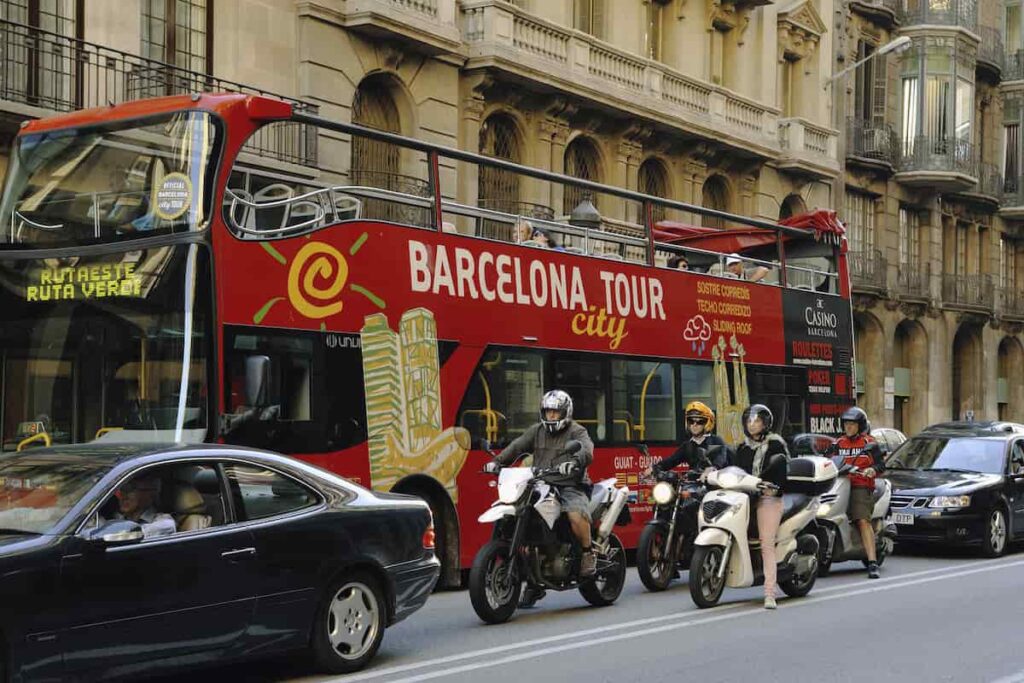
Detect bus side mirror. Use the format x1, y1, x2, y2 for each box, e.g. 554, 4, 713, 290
245, 355, 271, 407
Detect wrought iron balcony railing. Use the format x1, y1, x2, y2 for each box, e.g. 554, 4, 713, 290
1007, 50, 1024, 81
1004, 175, 1024, 208
977, 26, 1005, 73
942, 273, 994, 310
847, 118, 898, 165
898, 136, 977, 178
895, 261, 930, 299
1001, 287, 1024, 319
0, 19, 317, 166
896, 0, 977, 30
848, 248, 888, 293
977, 163, 1004, 199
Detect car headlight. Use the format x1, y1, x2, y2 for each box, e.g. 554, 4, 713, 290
652, 482, 676, 505
929, 495, 971, 509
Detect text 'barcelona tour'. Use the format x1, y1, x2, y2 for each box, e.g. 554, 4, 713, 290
408, 240, 667, 321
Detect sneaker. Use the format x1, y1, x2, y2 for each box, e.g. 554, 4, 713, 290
519, 586, 546, 608
580, 551, 597, 577
764, 596, 777, 610
867, 562, 880, 579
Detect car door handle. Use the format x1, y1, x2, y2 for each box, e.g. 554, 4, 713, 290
221, 547, 257, 562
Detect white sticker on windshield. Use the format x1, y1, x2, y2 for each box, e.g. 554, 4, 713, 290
153, 172, 192, 220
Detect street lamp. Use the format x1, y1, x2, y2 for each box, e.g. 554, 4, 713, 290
823, 36, 912, 90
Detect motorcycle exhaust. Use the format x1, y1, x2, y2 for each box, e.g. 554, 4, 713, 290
597, 487, 630, 541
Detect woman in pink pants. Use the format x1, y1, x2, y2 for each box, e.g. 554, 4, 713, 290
733, 404, 790, 609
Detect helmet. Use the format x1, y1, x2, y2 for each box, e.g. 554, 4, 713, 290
684, 401, 716, 432
540, 390, 573, 434
840, 406, 869, 435
741, 404, 774, 438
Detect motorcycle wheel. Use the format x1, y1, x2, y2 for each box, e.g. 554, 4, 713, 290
816, 526, 833, 577
579, 534, 627, 607
469, 540, 521, 624
637, 524, 674, 592
688, 545, 726, 609
780, 557, 818, 599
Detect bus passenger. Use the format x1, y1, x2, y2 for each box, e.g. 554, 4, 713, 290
668, 253, 689, 270
531, 227, 564, 251
726, 254, 770, 283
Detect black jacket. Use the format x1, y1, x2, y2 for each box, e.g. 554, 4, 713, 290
734, 433, 790, 488
653, 434, 728, 472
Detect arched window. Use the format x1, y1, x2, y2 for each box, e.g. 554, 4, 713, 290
564, 137, 602, 215
478, 114, 522, 213
701, 175, 730, 229
638, 158, 669, 224
351, 75, 402, 187
779, 193, 806, 220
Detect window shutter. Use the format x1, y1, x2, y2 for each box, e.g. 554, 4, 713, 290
872, 53, 888, 128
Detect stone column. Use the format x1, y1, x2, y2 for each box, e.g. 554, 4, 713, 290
457, 91, 485, 232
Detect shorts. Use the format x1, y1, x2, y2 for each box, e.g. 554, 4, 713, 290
557, 486, 592, 521
849, 487, 875, 521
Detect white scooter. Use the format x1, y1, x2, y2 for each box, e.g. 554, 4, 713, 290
688, 456, 836, 608
816, 458, 896, 575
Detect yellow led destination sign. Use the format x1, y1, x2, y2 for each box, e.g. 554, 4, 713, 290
26, 263, 142, 302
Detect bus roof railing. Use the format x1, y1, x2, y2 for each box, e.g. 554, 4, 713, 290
289, 112, 815, 240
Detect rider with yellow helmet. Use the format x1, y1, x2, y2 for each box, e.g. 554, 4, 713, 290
644, 401, 729, 474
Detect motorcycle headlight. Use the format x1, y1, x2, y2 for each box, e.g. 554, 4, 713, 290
652, 482, 676, 505
929, 495, 971, 509
818, 503, 832, 517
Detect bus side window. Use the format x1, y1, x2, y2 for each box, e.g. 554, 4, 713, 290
324, 334, 367, 451
611, 360, 676, 443
552, 354, 607, 444
457, 350, 545, 449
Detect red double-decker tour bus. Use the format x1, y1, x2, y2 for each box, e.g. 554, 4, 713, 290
0, 93, 854, 585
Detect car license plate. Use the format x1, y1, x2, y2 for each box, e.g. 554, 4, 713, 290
892, 512, 914, 525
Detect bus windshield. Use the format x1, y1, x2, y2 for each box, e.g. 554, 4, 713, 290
0, 244, 210, 451
0, 111, 221, 249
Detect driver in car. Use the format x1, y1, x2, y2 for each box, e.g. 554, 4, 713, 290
108, 475, 176, 539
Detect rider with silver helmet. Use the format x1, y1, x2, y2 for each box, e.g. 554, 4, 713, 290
733, 403, 790, 610
487, 390, 597, 576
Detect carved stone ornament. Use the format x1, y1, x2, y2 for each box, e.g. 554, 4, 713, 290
853, 293, 881, 311
777, 0, 827, 60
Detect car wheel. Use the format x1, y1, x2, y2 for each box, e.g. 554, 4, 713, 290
309, 572, 386, 674
982, 507, 1008, 558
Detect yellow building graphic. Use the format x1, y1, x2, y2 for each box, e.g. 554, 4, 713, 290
712, 334, 749, 446
361, 308, 469, 501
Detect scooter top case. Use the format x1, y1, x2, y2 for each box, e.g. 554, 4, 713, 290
786, 456, 838, 495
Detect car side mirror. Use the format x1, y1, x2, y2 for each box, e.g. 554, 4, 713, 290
245, 355, 271, 407
86, 520, 144, 547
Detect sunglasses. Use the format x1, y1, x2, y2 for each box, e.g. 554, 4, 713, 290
687, 417, 707, 425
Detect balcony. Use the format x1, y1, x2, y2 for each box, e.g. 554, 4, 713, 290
895, 261, 930, 301
0, 19, 317, 166
777, 118, 839, 178
1007, 50, 1024, 81
1002, 175, 1024, 218
327, 0, 462, 56
896, 0, 977, 31
846, 117, 898, 169
942, 273, 994, 311
976, 27, 1004, 79
972, 163, 1004, 201
848, 248, 888, 295
849, 0, 900, 26
896, 136, 978, 192
1001, 288, 1024, 320
460, 0, 779, 157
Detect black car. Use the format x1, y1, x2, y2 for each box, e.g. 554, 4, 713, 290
0, 443, 439, 681
884, 422, 1024, 557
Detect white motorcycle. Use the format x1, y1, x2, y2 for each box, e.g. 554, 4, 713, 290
816, 456, 896, 575
469, 441, 631, 624
688, 456, 836, 608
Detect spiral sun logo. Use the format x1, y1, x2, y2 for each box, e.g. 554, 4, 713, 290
252, 232, 385, 328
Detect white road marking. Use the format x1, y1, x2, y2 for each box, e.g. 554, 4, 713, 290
991, 669, 1024, 683
335, 556, 1023, 683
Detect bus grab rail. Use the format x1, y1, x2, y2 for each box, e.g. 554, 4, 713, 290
289, 112, 815, 240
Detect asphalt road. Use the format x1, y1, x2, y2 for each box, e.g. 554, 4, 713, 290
156, 548, 1024, 683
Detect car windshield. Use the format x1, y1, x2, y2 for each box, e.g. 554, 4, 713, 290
0, 453, 110, 534
0, 111, 221, 249
887, 436, 1006, 474
0, 244, 210, 451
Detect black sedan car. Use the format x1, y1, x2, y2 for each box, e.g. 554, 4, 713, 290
884, 422, 1024, 557
0, 443, 439, 681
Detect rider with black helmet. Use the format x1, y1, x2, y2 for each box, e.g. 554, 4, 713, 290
733, 404, 790, 610
486, 390, 597, 577
825, 406, 884, 579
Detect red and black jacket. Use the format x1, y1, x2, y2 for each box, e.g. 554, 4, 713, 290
826, 434, 883, 489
